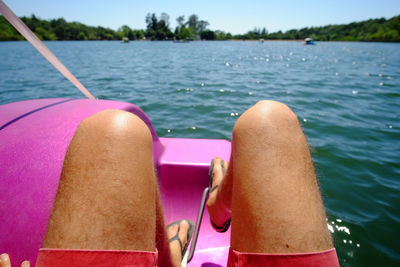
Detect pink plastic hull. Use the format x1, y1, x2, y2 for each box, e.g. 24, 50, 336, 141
0, 99, 231, 266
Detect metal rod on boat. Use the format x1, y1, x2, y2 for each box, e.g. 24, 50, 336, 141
0, 0, 95, 99
187, 187, 209, 262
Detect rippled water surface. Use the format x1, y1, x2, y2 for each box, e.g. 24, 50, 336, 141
1, 41, 399, 266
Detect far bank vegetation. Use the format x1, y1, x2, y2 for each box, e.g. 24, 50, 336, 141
1, 13, 399, 42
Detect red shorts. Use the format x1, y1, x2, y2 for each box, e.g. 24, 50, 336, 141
36, 248, 158, 267
227, 247, 339, 267
36, 247, 339, 266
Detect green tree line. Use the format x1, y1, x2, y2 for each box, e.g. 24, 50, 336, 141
236, 15, 400, 42
1, 13, 399, 42
0, 14, 122, 41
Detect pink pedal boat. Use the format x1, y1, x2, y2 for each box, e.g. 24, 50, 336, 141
0, 98, 231, 266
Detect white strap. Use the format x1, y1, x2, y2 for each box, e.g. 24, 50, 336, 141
0, 0, 95, 99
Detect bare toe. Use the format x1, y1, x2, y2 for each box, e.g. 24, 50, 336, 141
0, 254, 11, 267
177, 220, 189, 249
167, 220, 190, 267
167, 223, 179, 240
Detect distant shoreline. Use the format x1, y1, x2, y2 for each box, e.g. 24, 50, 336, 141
2, 39, 399, 43
1, 14, 399, 42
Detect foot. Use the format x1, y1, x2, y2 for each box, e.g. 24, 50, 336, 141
167, 220, 190, 267
206, 157, 232, 231
0, 254, 30, 267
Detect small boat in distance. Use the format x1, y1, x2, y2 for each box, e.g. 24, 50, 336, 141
303, 37, 315, 45
121, 37, 129, 43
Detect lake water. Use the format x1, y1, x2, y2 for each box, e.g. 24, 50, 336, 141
1, 40, 399, 266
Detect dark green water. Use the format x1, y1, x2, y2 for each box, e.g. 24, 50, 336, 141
1, 41, 399, 266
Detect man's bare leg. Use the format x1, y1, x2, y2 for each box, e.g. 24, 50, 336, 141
43, 110, 187, 266
207, 100, 333, 253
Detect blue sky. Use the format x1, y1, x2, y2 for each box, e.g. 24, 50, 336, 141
4, 0, 400, 34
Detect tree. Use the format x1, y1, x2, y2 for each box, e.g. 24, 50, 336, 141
118, 25, 135, 40
145, 12, 173, 40
77, 31, 87, 40
53, 18, 67, 40
200, 30, 216, 40
174, 14, 210, 39
261, 27, 267, 35
187, 14, 199, 31
198, 20, 209, 32
159, 12, 170, 28
0, 15, 23, 40
215, 30, 230, 40
176, 16, 185, 29
145, 13, 158, 31
179, 26, 195, 40
133, 30, 145, 40
186, 14, 209, 33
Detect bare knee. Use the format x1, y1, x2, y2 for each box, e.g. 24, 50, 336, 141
78, 109, 153, 147
233, 100, 300, 140
46, 109, 157, 251
66, 109, 155, 173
